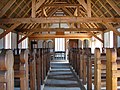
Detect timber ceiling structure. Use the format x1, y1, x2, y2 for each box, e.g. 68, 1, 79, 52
0, 0, 120, 43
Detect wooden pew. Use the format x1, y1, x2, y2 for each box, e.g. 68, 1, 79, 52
14, 49, 29, 90
94, 48, 120, 90
29, 50, 37, 90
106, 48, 120, 90
0, 50, 14, 90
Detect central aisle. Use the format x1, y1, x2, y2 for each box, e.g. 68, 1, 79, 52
43, 60, 81, 90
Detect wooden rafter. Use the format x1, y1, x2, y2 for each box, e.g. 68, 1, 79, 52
0, 23, 21, 39
8, 0, 24, 18
0, 0, 16, 17
18, 32, 33, 44
103, 22, 120, 36
36, 0, 45, 10
77, 0, 87, 10
0, 17, 120, 24
106, 0, 120, 16
61, 7, 73, 16
88, 31, 103, 43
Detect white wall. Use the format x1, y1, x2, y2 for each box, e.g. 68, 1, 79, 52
0, 28, 4, 49
5, 32, 11, 49
91, 34, 103, 53
117, 28, 120, 47
104, 31, 113, 48
11, 32, 17, 49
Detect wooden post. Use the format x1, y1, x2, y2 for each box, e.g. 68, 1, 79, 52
0, 50, 14, 90
94, 48, 101, 90
106, 48, 117, 90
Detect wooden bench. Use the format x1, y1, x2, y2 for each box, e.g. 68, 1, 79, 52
14, 49, 29, 90
0, 50, 14, 90
29, 49, 37, 90
94, 48, 120, 90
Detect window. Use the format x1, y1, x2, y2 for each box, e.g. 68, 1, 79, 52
55, 38, 65, 51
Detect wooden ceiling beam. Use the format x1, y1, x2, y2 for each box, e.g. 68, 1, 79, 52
103, 22, 120, 36
18, 32, 33, 44
29, 34, 91, 39
0, 17, 120, 24
42, 4, 80, 8
0, 0, 16, 17
88, 31, 103, 43
19, 28, 104, 32
0, 23, 20, 39
106, 0, 120, 16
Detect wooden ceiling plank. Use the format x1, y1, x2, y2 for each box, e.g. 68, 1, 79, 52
8, 0, 24, 18
0, 17, 120, 24
0, 23, 20, 39
98, 0, 114, 17
0, 0, 16, 17
106, 0, 120, 16
16, 0, 31, 17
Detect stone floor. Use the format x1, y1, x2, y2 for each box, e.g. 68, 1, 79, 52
43, 60, 81, 90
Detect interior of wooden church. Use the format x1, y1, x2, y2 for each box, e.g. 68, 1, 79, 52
0, 0, 120, 90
